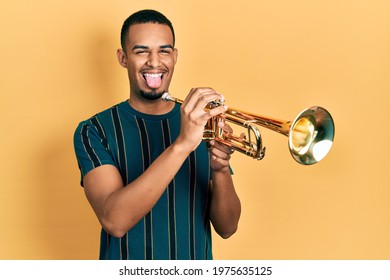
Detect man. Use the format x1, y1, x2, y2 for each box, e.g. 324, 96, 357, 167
73, 9, 241, 260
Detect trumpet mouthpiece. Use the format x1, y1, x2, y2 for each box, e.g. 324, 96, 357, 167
161, 92, 172, 101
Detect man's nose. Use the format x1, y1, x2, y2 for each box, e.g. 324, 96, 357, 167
146, 52, 161, 68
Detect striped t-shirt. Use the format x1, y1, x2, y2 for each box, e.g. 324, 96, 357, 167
73, 100, 213, 260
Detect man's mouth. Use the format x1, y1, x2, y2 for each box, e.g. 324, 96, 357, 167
143, 73, 163, 89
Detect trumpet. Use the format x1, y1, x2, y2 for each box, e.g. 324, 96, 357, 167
162, 92, 335, 165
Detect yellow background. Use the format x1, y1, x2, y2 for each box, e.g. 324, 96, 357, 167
1, 0, 389, 259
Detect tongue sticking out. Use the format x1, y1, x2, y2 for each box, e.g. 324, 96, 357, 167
144, 74, 163, 89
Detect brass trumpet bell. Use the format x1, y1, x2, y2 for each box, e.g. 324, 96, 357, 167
287, 106, 334, 164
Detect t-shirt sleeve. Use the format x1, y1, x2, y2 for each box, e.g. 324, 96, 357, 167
73, 121, 116, 186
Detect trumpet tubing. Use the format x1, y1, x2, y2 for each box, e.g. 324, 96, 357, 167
161, 92, 335, 165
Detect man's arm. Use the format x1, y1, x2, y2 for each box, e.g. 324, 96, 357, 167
208, 131, 241, 239
83, 142, 191, 238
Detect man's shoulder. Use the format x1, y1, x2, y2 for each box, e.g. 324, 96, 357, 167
93, 100, 128, 120
80, 100, 128, 123
74, 100, 128, 134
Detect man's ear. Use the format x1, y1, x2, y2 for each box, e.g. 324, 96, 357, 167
173, 48, 178, 64
117, 49, 127, 68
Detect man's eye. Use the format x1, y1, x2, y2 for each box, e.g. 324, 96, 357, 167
160, 50, 171, 54
134, 49, 149, 54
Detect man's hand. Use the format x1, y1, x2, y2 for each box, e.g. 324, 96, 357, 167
209, 120, 234, 171
174, 87, 227, 153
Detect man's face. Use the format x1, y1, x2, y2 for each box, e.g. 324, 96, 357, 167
121, 23, 177, 101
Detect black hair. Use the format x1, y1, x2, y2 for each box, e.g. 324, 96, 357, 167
120, 9, 175, 50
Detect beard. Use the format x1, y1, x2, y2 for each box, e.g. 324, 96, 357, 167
140, 89, 166, 101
